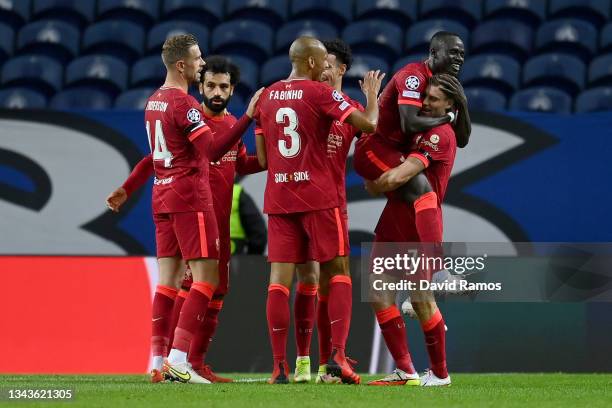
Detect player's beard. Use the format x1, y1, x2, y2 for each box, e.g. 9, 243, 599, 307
202, 95, 229, 113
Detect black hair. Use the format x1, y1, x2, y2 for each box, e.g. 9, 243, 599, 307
429, 31, 461, 49
322, 38, 353, 71
202, 55, 240, 85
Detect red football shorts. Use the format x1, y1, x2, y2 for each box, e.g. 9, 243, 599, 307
214, 232, 231, 296
353, 134, 407, 181
268, 207, 349, 264
154, 211, 219, 261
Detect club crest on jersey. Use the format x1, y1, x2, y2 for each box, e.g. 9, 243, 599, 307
430, 134, 440, 144
187, 108, 201, 123
405, 76, 420, 90
332, 90, 345, 102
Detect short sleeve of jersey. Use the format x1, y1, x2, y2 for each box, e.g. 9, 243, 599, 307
316, 83, 357, 124
173, 94, 210, 142
395, 67, 428, 108
412, 127, 452, 166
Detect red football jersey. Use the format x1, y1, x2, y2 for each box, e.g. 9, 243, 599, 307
144, 87, 212, 214
375, 60, 433, 147
408, 123, 457, 204
253, 79, 357, 214
327, 93, 363, 212
206, 111, 260, 238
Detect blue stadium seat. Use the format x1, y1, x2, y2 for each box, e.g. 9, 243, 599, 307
32, 0, 94, 28
211, 20, 273, 64
471, 19, 533, 61
342, 20, 403, 64
464, 87, 507, 111
354, 0, 418, 28
260, 55, 292, 86
224, 55, 259, 98
0, 87, 47, 109
226, 0, 287, 28
162, 0, 223, 27
549, 0, 610, 28
405, 19, 469, 54
275, 19, 338, 55
16, 20, 79, 63
392, 54, 428, 73
290, 0, 353, 30
575, 87, 612, 112
50, 87, 113, 109
460, 54, 520, 96
114, 87, 155, 109
227, 92, 245, 113
588, 54, 612, 87
484, 0, 545, 27
510, 87, 573, 113
535, 19, 597, 62
147, 21, 209, 55
344, 55, 389, 88
601, 22, 612, 53
97, 0, 159, 28
82, 20, 145, 63
131, 55, 166, 88
419, 0, 482, 29
343, 86, 366, 107
65, 55, 128, 96
0, 23, 14, 62
523, 53, 585, 96
0, 0, 30, 30
1, 55, 62, 96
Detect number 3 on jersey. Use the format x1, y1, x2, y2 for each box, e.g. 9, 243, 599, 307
276, 107, 300, 158
146, 120, 173, 167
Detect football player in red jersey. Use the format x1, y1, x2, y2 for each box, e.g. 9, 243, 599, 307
253, 36, 384, 384
290, 39, 366, 383
353, 31, 470, 207
365, 75, 464, 387
105, 35, 263, 384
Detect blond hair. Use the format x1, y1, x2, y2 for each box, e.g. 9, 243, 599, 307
161, 34, 198, 67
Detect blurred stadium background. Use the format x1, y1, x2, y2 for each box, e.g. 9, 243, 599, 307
1, 0, 612, 377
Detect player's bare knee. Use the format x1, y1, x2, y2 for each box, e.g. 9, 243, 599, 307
189, 258, 219, 286
270, 262, 295, 288
296, 261, 319, 285
321, 255, 349, 277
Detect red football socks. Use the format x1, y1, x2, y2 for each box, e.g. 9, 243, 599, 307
421, 309, 448, 378
151, 285, 178, 358
166, 289, 187, 355
316, 293, 331, 365
376, 305, 416, 374
188, 299, 223, 370
267, 284, 290, 364
171, 281, 215, 353
294, 283, 317, 357
328, 275, 352, 353
414, 192, 442, 243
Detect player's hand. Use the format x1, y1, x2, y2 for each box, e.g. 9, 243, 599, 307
246, 87, 265, 118
105, 187, 128, 213
364, 180, 382, 197
359, 70, 386, 97
437, 74, 467, 107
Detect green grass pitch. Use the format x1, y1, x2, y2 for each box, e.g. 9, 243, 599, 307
1, 374, 611, 407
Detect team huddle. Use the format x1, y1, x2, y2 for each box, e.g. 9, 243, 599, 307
106, 30, 470, 387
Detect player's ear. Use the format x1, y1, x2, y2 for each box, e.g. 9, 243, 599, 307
229, 85, 235, 96
339, 64, 347, 76
308, 56, 315, 69
175, 59, 185, 74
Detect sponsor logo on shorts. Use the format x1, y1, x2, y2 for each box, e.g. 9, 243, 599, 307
274, 171, 311, 183
405, 76, 420, 90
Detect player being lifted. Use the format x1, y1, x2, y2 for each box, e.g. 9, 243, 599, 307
106, 34, 262, 384
290, 38, 366, 383
253, 36, 384, 384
